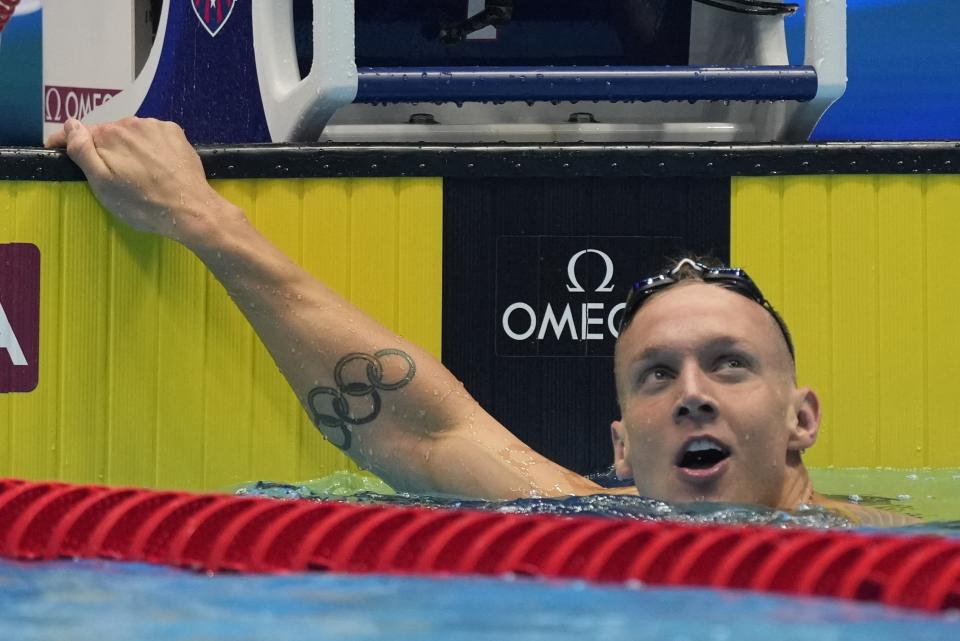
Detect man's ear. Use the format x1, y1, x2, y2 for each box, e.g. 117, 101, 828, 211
787, 387, 821, 452
611, 420, 633, 480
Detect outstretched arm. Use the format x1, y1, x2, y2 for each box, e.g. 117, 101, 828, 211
48, 117, 600, 500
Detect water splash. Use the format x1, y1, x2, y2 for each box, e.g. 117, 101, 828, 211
235, 477, 852, 529
235, 468, 960, 532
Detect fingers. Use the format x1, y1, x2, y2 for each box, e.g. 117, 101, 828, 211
44, 128, 67, 148
61, 119, 112, 179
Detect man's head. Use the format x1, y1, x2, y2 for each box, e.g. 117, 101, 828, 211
610, 258, 820, 508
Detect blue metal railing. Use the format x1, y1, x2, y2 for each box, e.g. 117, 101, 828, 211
354, 65, 818, 104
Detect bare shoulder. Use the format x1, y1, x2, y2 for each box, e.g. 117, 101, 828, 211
599, 485, 641, 496
811, 493, 923, 527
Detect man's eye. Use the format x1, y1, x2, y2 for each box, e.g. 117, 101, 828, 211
717, 357, 746, 370
641, 367, 672, 384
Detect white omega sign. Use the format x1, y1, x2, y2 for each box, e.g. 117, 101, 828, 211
501, 248, 626, 342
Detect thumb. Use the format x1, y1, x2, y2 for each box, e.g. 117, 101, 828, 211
63, 119, 111, 179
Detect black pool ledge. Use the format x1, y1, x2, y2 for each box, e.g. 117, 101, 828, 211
2, 141, 959, 181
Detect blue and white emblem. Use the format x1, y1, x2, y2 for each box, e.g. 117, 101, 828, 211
191, 0, 236, 38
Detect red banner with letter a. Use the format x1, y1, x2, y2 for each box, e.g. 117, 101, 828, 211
0, 243, 39, 393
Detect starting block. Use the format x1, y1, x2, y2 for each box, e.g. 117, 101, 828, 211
41, 0, 846, 144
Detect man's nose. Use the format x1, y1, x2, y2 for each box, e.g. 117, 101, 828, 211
673, 368, 717, 422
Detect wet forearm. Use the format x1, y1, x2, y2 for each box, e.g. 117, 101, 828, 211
177, 197, 466, 481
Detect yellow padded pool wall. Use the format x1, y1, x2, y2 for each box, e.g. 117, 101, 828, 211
732, 175, 960, 469
3, 171, 958, 491
0, 178, 443, 491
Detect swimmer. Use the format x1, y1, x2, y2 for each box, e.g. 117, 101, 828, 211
46, 117, 917, 526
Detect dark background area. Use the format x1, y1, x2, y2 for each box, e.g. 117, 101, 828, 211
442, 177, 730, 474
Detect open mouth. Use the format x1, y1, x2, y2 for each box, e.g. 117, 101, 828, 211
675, 437, 731, 471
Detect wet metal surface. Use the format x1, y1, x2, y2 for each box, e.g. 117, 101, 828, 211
2, 142, 960, 181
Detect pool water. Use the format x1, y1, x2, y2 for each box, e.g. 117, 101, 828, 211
809, 468, 960, 524
2, 560, 958, 641
235, 468, 960, 530
3, 469, 960, 639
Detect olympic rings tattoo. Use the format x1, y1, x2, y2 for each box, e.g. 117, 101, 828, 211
307, 348, 417, 451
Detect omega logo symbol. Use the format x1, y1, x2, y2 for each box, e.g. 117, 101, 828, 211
501, 248, 626, 343
565, 248, 615, 293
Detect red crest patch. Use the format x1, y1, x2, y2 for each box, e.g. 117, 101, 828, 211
191, 0, 236, 38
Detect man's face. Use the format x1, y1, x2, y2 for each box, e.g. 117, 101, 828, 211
611, 282, 818, 507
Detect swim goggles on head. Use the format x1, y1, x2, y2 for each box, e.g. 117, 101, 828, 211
618, 258, 795, 358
